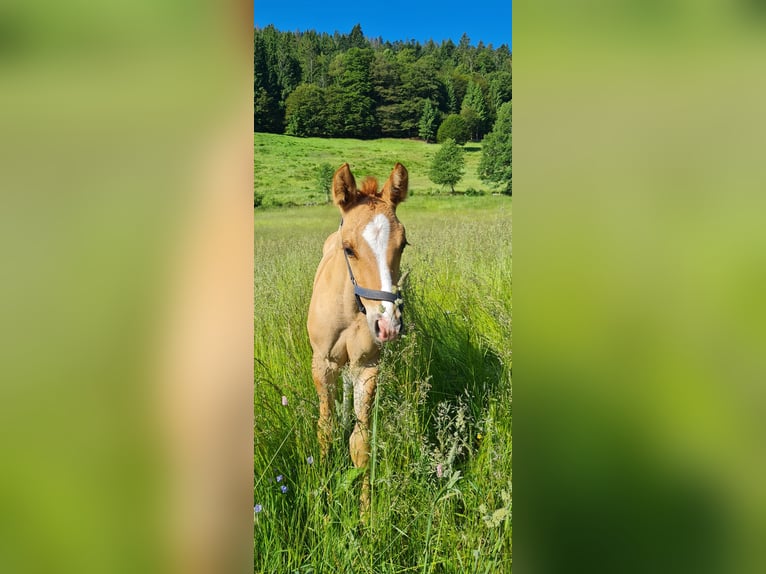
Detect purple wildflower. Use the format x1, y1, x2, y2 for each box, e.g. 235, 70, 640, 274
276, 474, 283, 482
281, 395, 288, 406
280, 485, 288, 494
254, 504, 262, 513
306, 455, 314, 465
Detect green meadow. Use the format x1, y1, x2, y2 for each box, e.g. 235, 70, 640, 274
254, 133, 489, 207
254, 134, 511, 572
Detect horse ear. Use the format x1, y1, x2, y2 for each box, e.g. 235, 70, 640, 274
381, 163, 408, 208
332, 163, 358, 210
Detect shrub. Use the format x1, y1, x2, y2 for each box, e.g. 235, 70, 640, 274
436, 114, 470, 145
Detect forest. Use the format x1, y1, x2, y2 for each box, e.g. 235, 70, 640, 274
254, 24, 512, 141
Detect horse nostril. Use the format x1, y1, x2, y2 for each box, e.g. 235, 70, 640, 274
376, 317, 394, 341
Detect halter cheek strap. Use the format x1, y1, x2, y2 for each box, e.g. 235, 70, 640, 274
340, 218, 404, 316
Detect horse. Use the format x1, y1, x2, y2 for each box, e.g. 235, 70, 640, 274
307, 162, 409, 510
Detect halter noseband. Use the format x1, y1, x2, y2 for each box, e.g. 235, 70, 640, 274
340, 218, 404, 316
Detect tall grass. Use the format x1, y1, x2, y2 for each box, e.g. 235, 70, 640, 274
254, 195, 512, 573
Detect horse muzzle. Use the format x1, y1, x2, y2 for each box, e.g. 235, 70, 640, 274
352, 285, 404, 343
374, 314, 401, 342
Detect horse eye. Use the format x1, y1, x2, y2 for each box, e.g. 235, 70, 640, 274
344, 246, 355, 257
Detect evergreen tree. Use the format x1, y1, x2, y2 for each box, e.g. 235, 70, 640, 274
326, 48, 378, 137
298, 31, 320, 84
476, 43, 498, 74
348, 24, 367, 49
254, 33, 282, 132
449, 70, 470, 110
440, 38, 456, 62
429, 139, 465, 193
445, 78, 458, 113
418, 99, 438, 143
479, 101, 512, 194
398, 55, 443, 135
372, 49, 407, 137
456, 33, 476, 72
275, 36, 301, 100
461, 80, 488, 140
488, 71, 512, 122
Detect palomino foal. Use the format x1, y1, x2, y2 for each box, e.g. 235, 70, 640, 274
307, 162, 408, 509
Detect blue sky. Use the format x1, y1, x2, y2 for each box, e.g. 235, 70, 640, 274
254, 1, 512, 49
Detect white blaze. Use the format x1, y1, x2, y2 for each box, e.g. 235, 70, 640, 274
362, 214, 394, 316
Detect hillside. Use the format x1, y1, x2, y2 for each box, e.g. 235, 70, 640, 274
254, 133, 488, 207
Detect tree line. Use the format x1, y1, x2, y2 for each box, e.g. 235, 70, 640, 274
254, 24, 511, 141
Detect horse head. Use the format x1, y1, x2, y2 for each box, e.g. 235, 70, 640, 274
332, 162, 408, 343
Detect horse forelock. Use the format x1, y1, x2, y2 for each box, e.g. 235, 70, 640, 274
359, 177, 379, 197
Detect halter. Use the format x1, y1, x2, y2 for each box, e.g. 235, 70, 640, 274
340, 218, 404, 316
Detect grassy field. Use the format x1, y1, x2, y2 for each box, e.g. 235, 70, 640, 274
254, 133, 490, 207
254, 190, 512, 572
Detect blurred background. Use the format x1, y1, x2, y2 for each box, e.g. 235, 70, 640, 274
517, 0, 766, 572
0, 1, 253, 573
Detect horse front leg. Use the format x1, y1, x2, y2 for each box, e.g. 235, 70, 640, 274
348, 365, 378, 512
312, 356, 340, 458
341, 371, 354, 432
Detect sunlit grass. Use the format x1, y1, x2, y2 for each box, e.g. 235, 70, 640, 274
254, 133, 487, 206
254, 195, 511, 573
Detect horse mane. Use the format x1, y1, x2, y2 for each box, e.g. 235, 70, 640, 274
359, 177, 379, 197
